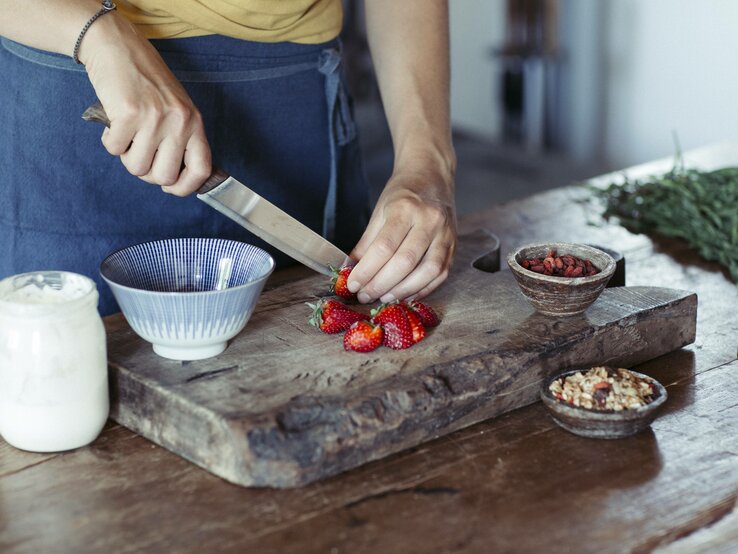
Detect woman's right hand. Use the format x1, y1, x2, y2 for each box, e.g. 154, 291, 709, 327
77, 12, 211, 196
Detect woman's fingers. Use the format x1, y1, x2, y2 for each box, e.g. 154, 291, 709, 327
411, 266, 452, 300
100, 114, 136, 157
355, 226, 432, 303
357, 230, 454, 303
348, 220, 412, 302
105, 106, 211, 195
147, 136, 187, 186
349, 177, 456, 303
117, 131, 157, 177
162, 133, 212, 196
377, 236, 454, 302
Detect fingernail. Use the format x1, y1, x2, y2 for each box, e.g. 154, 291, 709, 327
348, 280, 361, 293
357, 292, 371, 304
379, 293, 395, 304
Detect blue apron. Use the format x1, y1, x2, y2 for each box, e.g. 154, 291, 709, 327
0, 35, 370, 315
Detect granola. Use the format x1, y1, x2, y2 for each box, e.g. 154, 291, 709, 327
548, 366, 657, 411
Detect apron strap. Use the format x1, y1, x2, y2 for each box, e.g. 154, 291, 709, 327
318, 46, 356, 242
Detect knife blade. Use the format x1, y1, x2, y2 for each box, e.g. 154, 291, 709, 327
82, 102, 350, 276
197, 169, 350, 276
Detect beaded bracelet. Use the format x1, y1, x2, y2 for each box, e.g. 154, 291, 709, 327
73, 1, 117, 65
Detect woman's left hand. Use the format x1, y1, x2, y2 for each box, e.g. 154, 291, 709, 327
347, 166, 456, 304
354, 0, 456, 304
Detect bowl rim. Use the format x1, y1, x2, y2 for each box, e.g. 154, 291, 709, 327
507, 242, 617, 284
99, 237, 276, 297
540, 366, 668, 417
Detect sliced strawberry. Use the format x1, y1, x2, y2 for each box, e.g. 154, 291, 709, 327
371, 303, 414, 350
398, 302, 425, 344
343, 320, 383, 352
307, 298, 368, 334
404, 299, 441, 328
330, 265, 357, 300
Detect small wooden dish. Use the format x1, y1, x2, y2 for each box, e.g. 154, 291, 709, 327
585, 244, 625, 287
507, 242, 616, 316
540, 368, 668, 439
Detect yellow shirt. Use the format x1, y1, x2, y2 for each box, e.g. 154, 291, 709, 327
118, 0, 343, 44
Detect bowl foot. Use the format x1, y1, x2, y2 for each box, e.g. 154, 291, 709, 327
153, 341, 227, 361
551, 417, 650, 439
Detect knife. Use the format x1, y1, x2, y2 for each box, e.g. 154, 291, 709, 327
82, 102, 350, 276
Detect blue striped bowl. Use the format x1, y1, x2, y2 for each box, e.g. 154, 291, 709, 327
100, 238, 274, 361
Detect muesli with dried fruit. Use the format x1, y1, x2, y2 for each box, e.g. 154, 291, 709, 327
548, 366, 657, 411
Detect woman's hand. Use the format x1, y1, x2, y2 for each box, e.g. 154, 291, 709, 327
78, 12, 211, 195
356, 0, 456, 302
348, 164, 456, 304
0, 1, 210, 194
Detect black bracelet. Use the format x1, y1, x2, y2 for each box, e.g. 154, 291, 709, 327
73, 1, 117, 65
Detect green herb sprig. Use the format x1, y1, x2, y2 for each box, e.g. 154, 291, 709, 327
595, 152, 738, 288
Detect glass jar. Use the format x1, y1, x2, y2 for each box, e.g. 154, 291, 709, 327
0, 271, 109, 452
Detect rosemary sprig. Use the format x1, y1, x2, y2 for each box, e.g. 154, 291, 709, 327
595, 156, 738, 289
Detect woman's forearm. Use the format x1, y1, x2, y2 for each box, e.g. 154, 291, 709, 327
364, 0, 456, 183
347, 0, 457, 304
0, 0, 106, 57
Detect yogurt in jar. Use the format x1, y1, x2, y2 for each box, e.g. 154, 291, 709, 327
0, 271, 109, 452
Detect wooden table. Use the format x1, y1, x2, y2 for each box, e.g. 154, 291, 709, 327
3, 144, 737, 554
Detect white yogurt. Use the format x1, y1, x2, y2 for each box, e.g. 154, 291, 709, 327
0, 271, 109, 452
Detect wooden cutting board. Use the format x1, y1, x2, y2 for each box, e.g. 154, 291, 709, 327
106, 230, 697, 488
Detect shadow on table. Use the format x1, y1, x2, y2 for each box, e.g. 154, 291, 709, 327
635, 349, 697, 416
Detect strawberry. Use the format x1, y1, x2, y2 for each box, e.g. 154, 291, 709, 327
401, 305, 426, 344
371, 303, 414, 350
307, 298, 368, 334
343, 320, 383, 352
330, 265, 357, 300
404, 299, 441, 328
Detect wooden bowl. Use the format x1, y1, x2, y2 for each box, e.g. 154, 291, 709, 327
540, 368, 668, 439
585, 244, 626, 287
507, 242, 616, 316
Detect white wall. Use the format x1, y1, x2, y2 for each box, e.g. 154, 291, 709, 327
601, 0, 738, 167
555, 0, 606, 164
449, 0, 506, 140
448, 0, 738, 168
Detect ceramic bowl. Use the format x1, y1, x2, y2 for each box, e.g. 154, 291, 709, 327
540, 368, 668, 439
100, 238, 274, 361
507, 242, 616, 316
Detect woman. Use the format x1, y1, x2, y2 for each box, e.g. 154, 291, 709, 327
0, 0, 456, 315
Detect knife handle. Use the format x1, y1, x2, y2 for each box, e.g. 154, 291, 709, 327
81, 101, 111, 127
81, 101, 229, 194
